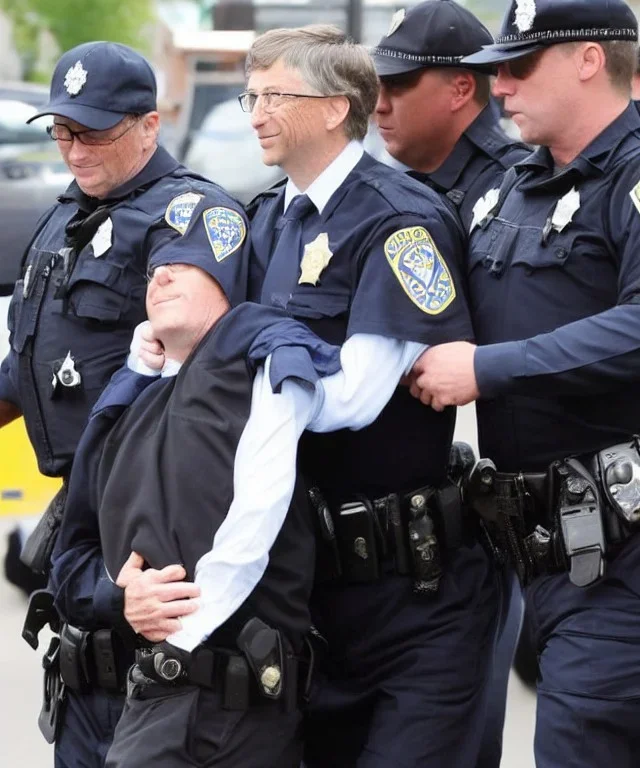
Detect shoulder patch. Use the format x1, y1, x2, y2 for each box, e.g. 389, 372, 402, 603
202, 207, 246, 262
385, 226, 455, 315
165, 192, 204, 235
630, 180, 640, 215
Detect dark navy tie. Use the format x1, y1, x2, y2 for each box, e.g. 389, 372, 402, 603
260, 193, 316, 308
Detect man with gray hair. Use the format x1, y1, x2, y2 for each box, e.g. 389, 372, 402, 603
241, 24, 499, 768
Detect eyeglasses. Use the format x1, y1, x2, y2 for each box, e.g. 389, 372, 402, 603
501, 50, 545, 80
47, 117, 140, 146
238, 91, 332, 114
146, 262, 191, 283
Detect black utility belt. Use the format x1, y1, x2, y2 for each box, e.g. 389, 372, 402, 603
131, 618, 308, 715
309, 483, 478, 594
465, 437, 640, 588
59, 624, 132, 694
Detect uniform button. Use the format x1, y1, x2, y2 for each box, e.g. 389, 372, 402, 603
555, 248, 567, 260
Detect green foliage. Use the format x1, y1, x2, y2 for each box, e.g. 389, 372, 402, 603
1, 0, 156, 80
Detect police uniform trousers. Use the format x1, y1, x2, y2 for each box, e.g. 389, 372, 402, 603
303, 542, 498, 768
528, 534, 640, 768
105, 684, 302, 768
55, 688, 125, 768
476, 569, 524, 768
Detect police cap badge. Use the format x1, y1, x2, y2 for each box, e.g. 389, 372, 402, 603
165, 192, 204, 235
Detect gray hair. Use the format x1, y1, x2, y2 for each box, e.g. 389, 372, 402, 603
246, 25, 379, 141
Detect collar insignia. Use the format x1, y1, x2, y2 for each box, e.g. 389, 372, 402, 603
299, 233, 333, 286
64, 61, 88, 96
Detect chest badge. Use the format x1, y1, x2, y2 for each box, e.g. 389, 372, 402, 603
51, 351, 81, 395
550, 187, 580, 233
385, 227, 455, 316
165, 192, 203, 235
387, 8, 405, 36
64, 61, 88, 96
91, 217, 113, 257
514, 0, 536, 33
470, 187, 500, 233
299, 233, 333, 286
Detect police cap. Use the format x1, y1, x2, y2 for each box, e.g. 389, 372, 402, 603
28, 41, 157, 130
463, 0, 638, 66
371, 0, 494, 76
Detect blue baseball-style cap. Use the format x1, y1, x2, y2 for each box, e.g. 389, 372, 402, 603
463, 0, 638, 66
371, 0, 495, 76
27, 41, 157, 130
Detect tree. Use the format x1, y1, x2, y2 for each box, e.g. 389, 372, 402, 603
1, 0, 155, 80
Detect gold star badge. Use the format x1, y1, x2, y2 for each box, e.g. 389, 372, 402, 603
299, 233, 333, 286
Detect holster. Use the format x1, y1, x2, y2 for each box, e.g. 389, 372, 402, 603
38, 636, 66, 744
20, 484, 67, 576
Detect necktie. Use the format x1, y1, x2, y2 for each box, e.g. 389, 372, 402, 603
260, 193, 316, 308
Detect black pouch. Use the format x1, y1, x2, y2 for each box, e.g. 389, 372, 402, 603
59, 624, 90, 692
308, 487, 342, 583
20, 484, 68, 576
335, 499, 381, 583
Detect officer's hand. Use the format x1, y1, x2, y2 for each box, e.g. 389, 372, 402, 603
116, 552, 201, 642
139, 321, 165, 371
410, 342, 480, 412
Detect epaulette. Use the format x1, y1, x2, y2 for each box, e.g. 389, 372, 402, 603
357, 164, 445, 217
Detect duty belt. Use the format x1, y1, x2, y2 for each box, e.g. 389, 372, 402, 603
58, 623, 131, 693
310, 482, 478, 594
130, 618, 312, 714
465, 438, 640, 588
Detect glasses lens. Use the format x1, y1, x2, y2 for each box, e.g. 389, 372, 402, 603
507, 51, 543, 80
50, 124, 72, 141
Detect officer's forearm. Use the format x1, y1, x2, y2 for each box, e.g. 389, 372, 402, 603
474, 304, 640, 399
0, 399, 22, 428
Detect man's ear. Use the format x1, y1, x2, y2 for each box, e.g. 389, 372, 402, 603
449, 72, 476, 112
324, 95, 351, 132
141, 111, 160, 148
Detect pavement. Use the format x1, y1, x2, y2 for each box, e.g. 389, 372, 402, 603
0, 404, 537, 766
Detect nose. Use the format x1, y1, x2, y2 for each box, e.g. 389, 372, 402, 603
66, 136, 92, 162
250, 97, 269, 130
492, 66, 515, 98
375, 85, 392, 116
151, 265, 172, 286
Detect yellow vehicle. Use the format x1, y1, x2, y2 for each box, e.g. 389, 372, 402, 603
0, 417, 60, 519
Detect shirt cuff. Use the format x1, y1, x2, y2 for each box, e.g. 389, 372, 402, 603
126, 352, 161, 377
474, 340, 526, 398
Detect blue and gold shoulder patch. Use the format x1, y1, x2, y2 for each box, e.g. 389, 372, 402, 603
165, 192, 203, 235
202, 207, 246, 262
385, 226, 455, 315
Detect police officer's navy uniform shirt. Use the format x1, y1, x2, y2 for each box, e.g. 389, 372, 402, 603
417, 104, 530, 231
0, 146, 245, 477
469, 103, 640, 472
249, 142, 473, 502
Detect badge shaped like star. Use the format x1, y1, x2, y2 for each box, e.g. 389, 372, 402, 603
470, 187, 500, 233
299, 233, 333, 286
387, 9, 406, 37
551, 187, 580, 233
64, 61, 88, 96
514, 0, 536, 33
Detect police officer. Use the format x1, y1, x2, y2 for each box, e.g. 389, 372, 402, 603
5, 41, 245, 767
371, 0, 530, 232
371, 4, 531, 765
243, 25, 498, 767
411, 1, 640, 765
